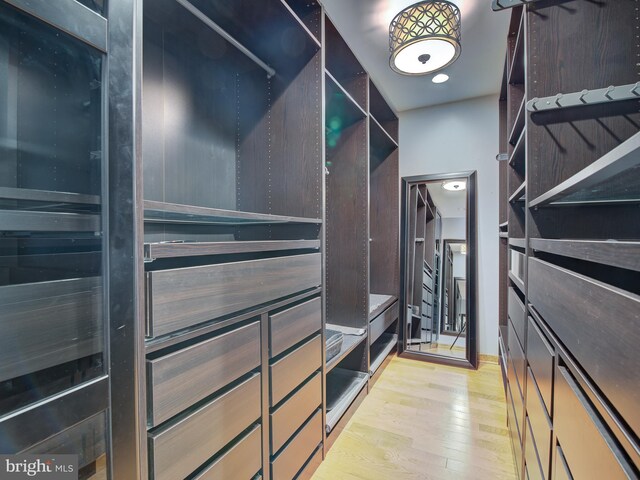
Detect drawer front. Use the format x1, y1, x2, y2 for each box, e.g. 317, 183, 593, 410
529, 257, 640, 436
524, 417, 544, 480
526, 316, 553, 416
270, 297, 321, 358
510, 249, 525, 284
554, 365, 630, 480
149, 374, 261, 480
271, 372, 322, 453
525, 369, 551, 480
194, 425, 261, 480
148, 253, 321, 337
507, 287, 525, 348
507, 354, 524, 437
270, 335, 321, 406
271, 410, 322, 480
507, 387, 523, 478
148, 322, 260, 426
508, 318, 525, 393
370, 301, 398, 344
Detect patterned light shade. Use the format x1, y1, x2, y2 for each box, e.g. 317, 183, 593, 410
389, 1, 461, 75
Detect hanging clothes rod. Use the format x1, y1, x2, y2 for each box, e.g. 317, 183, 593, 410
174, 0, 276, 79
527, 83, 640, 113
492, 0, 539, 11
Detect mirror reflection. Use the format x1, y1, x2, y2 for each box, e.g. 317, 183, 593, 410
406, 178, 468, 360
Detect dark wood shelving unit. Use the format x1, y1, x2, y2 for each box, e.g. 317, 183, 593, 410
497, 2, 640, 480
144, 239, 321, 260
529, 131, 640, 208
325, 333, 367, 373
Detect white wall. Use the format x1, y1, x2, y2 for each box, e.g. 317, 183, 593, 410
441, 217, 466, 241
400, 95, 500, 356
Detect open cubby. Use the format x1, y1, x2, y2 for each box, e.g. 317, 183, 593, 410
325, 72, 368, 331
142, 0, 323, 239
369, 80, 399, 142
282, 0, 322, 45
324, 16, 367, 112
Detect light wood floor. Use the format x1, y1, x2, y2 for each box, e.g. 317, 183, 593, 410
313, 355, 516, 480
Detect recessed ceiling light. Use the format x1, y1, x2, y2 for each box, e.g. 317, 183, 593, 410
442, 180, 466, 191
432, 73, 449, 84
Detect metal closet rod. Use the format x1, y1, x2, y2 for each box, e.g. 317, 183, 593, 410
492, 0, 540, 11
527, 82, 640, 113
174, 0, 276, 79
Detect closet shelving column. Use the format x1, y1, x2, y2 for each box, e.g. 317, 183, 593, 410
499, 5, 528, 479
368, 80, 400, 378
524, 1, 640, 479
140, 1, 325, 479
323, 14, 370, 449
496, 1, 640, 479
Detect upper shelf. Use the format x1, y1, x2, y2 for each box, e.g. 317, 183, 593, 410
509, 96, 526, 146
509, 181, 526, 204
280, 0, 321, 46
508, 12, 525, 85
369, 79, 398, 143
144, 200, 322, 225
529, 132, 640, 208
509, 128, 526, 174
369, 115, 398, 168
324, 15, 368, 112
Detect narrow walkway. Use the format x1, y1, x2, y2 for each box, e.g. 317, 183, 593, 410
313, 356, 517, 480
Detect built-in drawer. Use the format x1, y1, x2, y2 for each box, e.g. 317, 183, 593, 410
147, 252, 321, 337
510, 249, 525, 286
507, 355, 524, 438
270, 335, 321, 406
271, 372, 322, 453
524, 417, 545, 480
528, 257, 640, 436
552, 445, 572, 480
554, 364, 631, 480
507, 386, 523, 478
271, 410, 322, 480
193, 425, 261, 480
507, 287, 525, 348
270, 297, 321, 358
370, 301, 398, 344
508, 318, 525, 393
149, 374, 261, 480
525, 369, 551, 480
147, 322, 260, 426
526, 316, 553, 416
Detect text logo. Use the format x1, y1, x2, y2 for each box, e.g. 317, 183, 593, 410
0, 455, 77, 480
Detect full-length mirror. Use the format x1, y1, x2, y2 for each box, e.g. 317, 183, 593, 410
399, 172, 477, 368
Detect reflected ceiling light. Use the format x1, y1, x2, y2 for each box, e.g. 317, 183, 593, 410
389, 1, 462, 76
460, 244, 467, 255
432, 73, 449, 83
442, 180, 466, 191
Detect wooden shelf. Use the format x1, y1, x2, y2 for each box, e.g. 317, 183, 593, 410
500, 221, 509, 230
508, 12, 525, 85
326, 368, 368, 433
0, 187, 100, 205
509, 128, 526, 174
0, 209, 100, 233
326, 331, 367, 373
369, 79, 398, 143
500, 232, 509, 239
369, 114, 398, 163
369, 294, 396, 320
143, 200, 322, 226
530, 238, 640, 272
509, 237, 526, 249
529, 132, 640, 208
509, 96, 526, 146
509, 271, 525, 294
369, 333, 397, 376
509, 181, 526, 203
280, 0, 321, 48
144, 239, 320, 261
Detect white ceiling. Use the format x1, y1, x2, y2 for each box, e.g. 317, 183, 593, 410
321, 0, 511, 112
427, 181, 466, 218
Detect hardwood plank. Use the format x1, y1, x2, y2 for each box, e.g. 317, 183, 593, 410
313, 356, 517, 480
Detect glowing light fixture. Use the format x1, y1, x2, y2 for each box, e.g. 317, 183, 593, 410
389, 1, 461, 76
460, 244, 467, 255
432, 73, 449, 83
442, 180, 466, 191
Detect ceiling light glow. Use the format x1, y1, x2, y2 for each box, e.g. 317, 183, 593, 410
432, 73, 449, 83
442, 180, 466, 191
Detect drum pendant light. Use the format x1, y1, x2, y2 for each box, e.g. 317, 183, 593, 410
389, 1, 461, 75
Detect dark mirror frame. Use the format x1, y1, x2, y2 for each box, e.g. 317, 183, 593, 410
398, 171, 478, 369
440, 239, 467, 337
